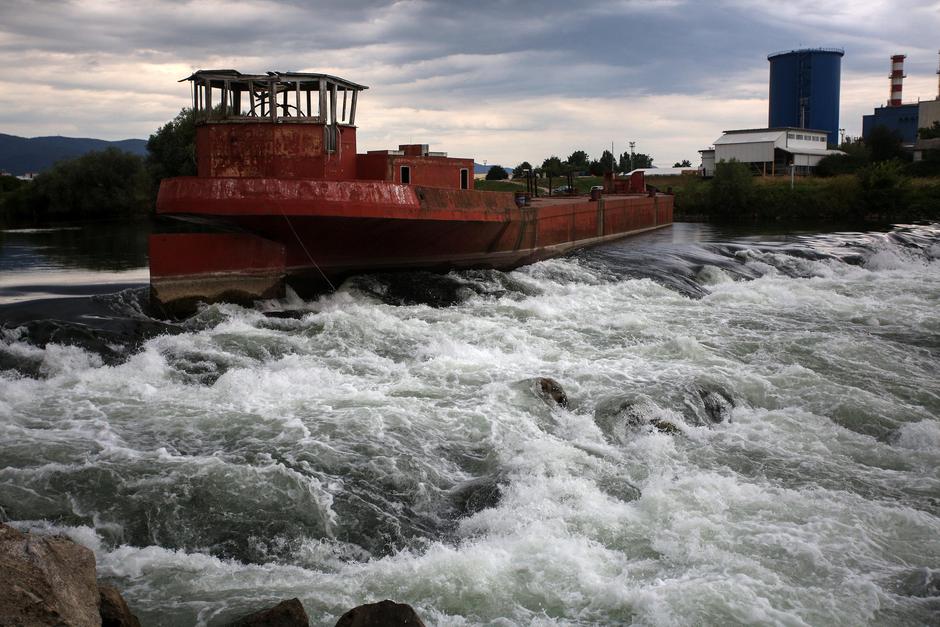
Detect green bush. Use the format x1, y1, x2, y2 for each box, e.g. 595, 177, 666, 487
856, 161, 910, 219
709, 160, 754, 221
0, 148, 150, 226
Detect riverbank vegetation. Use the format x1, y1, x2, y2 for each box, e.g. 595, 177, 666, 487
0, 109, 197, 227
673, 124, 940, 224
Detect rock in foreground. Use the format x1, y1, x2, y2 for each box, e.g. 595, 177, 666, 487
335, 599, 426, 627
228, 597, 310, 626
0, 523, 101, 627
100, 584, 142, 627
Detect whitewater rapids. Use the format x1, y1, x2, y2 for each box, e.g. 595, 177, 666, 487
1, 223, 938, 625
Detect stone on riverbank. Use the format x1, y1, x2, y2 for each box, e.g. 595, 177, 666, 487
228, 597, 310, 626
0, 523, 100, 627
334, 599, 426, 626
99, 584, 142, 627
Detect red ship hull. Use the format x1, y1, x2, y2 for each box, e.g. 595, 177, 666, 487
150, 177, 672, 313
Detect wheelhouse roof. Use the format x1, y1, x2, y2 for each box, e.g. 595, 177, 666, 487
182, 69, 368, 92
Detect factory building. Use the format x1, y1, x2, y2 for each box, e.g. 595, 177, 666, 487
699, 128, 841, 177
862, 52, 940, 147
768, 48, 844, 146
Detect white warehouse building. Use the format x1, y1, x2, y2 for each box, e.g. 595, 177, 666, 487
699, 127, 843, 177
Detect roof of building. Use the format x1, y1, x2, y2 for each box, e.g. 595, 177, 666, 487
779, 147, 844, 157
720, 127, 828, 136
767, 47, 844, 60
626, 167, 697, 176
181, 69, 368, 91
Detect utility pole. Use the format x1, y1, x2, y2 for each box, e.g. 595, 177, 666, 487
629, 141, 636, 172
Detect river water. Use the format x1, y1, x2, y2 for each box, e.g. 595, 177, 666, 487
1, 222, 938, 626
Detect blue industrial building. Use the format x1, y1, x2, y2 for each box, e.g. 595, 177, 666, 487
862, 104, 920, 145
768, 48, 844, 146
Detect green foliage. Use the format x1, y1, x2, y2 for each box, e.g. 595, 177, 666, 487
673, 160, 692, 168
146, 107, 198, 185
485, 165, 509, 180
866, 125, 906, 163
474, 179, 524, 192
815, 138, 870, 177
0, 174, 24, 193
541, 156, 564, 177
918, 121, 940, 140
512, 161, 532, 178
566, 150, 589, 171
856, 161, 909, 217
709, 160, 754, 221
0, 148, 150, 225
619, 151, 653, 171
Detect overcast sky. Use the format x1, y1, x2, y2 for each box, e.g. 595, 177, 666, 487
1, 0, 938, 167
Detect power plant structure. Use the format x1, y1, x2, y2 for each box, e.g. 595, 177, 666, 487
767, 48, 844, 146
862, 52, 940, 146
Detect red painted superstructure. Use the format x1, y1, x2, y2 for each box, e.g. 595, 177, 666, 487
150, 70, 672, 312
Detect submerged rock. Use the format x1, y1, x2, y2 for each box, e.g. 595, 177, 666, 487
0, 523, 100, 627
335, 600, 426, 627
450, 474, 504, 516
100, 583, 142, 627
695, 385, 735, 425
535, 377, 568, 408
228, 597, 310, 626
594, 394, 683, 443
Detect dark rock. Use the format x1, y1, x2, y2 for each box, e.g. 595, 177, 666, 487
0, 522, 100, 626
100, 583, 142, 627
228, 597, 310, 626
450, 475, 503, 516
650, 418, 681, 434
335, 599, 426, 627
535, 377, 568, 408
595, 394, 682, 443
697, 386, 735, 424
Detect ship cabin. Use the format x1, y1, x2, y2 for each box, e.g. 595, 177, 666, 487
186, 70, 473, 190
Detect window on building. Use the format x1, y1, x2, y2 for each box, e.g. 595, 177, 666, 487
401, 165, 411, 184
460, 168, 469, 190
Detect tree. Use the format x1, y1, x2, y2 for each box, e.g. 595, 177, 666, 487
2, 148, 150, 225
147, 107, 198, 187
815, 138, 870, 177
598, 150, 615, 173
709, 159, 754, 221
866, 125, 905, 163
485, 165, 509, 180
619, 151, 653, 171
512, 161, 533, 179
566, 150, 589, 172
919, 121, 940, 140
541, 155, 564, 192
857, 161, 909, 218
673, 160, 692, 168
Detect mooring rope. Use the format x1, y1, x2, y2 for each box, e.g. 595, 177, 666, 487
280, 211, 337, 292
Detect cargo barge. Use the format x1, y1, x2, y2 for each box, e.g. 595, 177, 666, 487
151, 70, 673, 314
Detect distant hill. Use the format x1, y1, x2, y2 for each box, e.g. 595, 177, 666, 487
0, 133, 148, 176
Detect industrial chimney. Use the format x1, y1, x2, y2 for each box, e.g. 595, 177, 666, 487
889, 54, 906, 106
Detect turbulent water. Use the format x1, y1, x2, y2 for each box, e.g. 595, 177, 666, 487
1, 223, 939, 626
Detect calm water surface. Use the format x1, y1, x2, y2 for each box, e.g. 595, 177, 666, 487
1, 221, 938, 626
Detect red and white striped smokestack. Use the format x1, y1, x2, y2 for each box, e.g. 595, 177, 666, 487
889, 54, 906, 107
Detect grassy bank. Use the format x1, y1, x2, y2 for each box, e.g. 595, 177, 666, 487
666, 164, 940, 224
